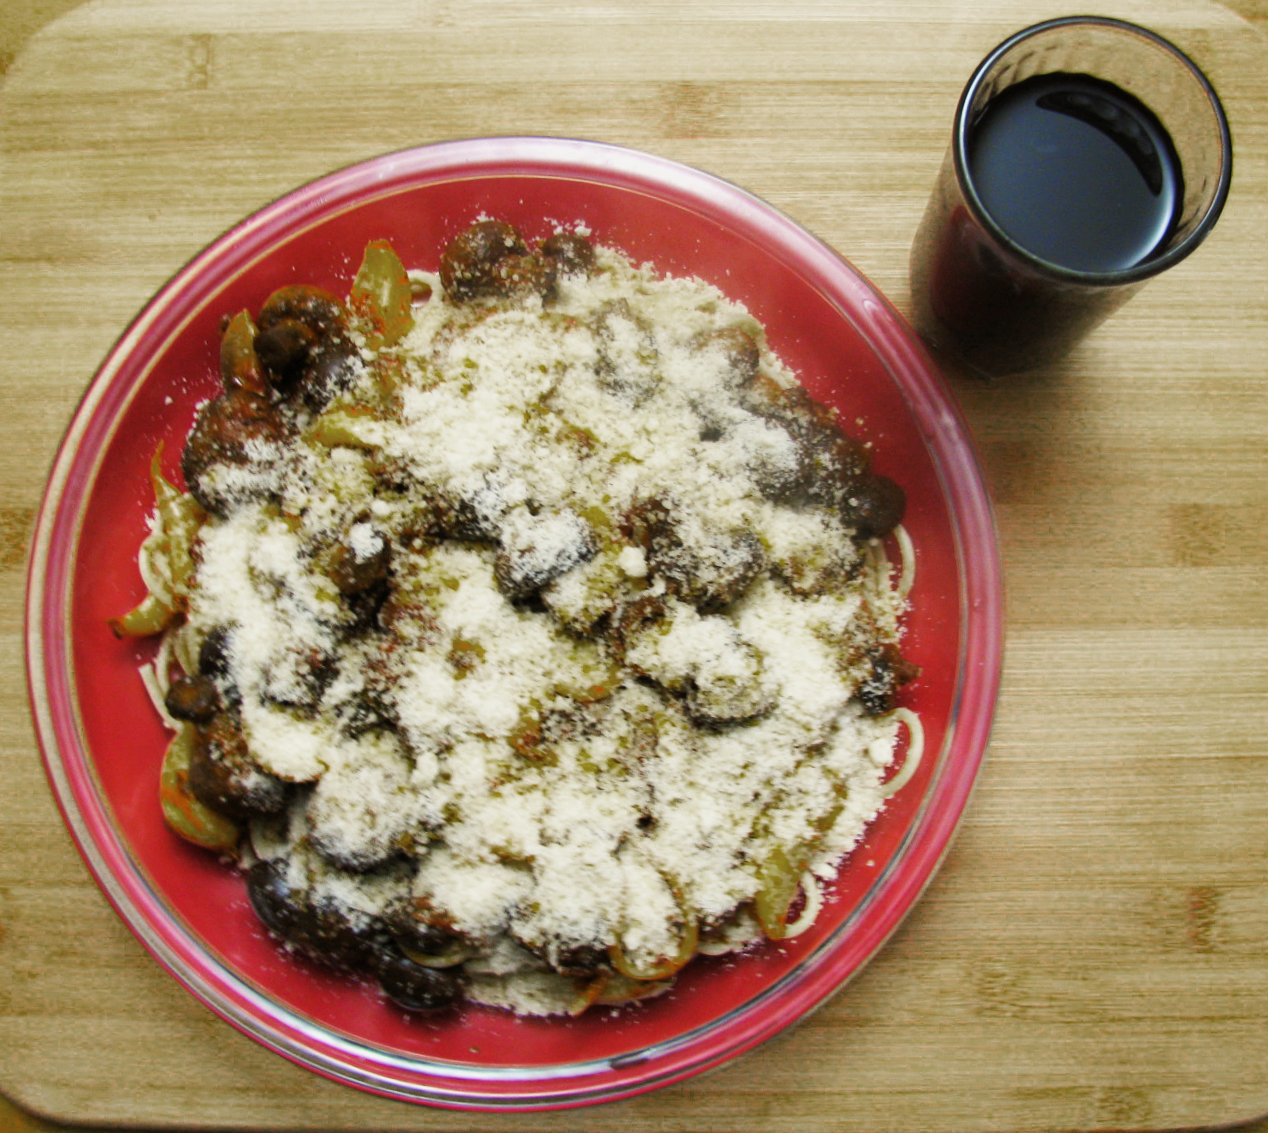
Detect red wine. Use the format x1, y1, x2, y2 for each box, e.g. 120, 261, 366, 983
967, 73, 1182, 274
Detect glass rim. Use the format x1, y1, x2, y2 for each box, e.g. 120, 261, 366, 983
950, 14, 1233, 287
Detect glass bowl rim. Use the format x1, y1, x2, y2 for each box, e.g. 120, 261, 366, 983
25, 136, 1004, 1111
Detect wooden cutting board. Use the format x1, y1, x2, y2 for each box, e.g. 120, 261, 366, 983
2, 1, 1267, 1130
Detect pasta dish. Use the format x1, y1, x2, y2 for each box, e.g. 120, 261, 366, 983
111, 220, 921, 1017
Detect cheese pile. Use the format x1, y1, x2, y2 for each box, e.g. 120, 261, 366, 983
185, 236, 909, 1015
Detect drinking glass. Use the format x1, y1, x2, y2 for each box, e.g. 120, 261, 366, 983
909, 16, 1232, 376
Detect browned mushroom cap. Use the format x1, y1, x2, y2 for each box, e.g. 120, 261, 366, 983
540, 231, 597, 276
493, 509, 599, 601
489, 251, 559, 301
627, 497, 765, 612
383, 896, 470, 957
738, 377, 873, 507
245, 857, 390, 972
186, 713, 289, 819
257, 284, 349, 340
164, 674, 220, 725
855, 642, 921, 716
254, 318, 319, 385
251, 284, 357, 411
180, 388, 288, 515
296, 339, 361, 414
374, 950, 468, 1013
648, 527, 767, 612
607, 592, 669, 668
798, 421, 871, 507
439, 220, 528, 300
327, 523, 392, 595
839, 472, 906, 540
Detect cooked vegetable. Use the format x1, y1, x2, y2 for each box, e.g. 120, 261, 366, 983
754, 845, 804, 941
109, 447, 205, 638
158, 724, 240, 853
219, 310, 267, 394
351, 239, 416, 349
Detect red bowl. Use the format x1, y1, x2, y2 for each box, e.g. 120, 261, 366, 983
25, 137, 1002, 1109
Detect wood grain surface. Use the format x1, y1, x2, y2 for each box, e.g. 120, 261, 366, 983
2, 1, 1267, 1131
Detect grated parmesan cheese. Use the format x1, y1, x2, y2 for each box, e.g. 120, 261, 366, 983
162, 229, 915, 1018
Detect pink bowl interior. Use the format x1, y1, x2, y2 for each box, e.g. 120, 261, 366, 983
29, 139, 1001, 1109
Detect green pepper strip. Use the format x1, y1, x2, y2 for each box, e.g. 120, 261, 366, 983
754, 845, 807, 941
607, 915, 699, 981
351, 239, 415, 350
110, 447, 205, 637
159, 724, 239, 853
